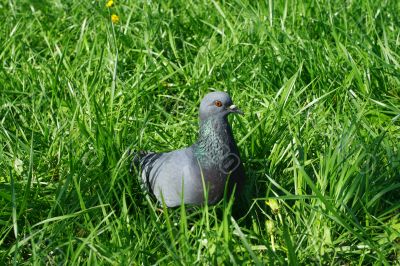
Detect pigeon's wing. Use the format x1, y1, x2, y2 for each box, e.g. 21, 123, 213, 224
140, 147, 203, 207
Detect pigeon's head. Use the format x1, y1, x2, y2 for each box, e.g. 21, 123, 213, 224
199, 91, 243, 120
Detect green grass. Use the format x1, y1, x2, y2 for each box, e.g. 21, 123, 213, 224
1, 0, 400, 264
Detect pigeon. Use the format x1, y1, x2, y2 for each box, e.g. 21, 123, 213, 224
133, 91, 245, 207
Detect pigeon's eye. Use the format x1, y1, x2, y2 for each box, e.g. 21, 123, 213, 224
214, 100, 223, 107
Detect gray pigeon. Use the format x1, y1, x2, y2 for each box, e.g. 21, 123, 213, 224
135, 91, 245, 207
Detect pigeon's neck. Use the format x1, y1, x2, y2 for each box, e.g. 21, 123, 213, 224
193, 116, 234, 168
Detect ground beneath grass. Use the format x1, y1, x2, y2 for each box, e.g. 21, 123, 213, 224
1, 0, 399, 264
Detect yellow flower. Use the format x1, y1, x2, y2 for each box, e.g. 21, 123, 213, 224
265, 199, 280, 214
111, 14, 119, 24
106, 0, 114, 7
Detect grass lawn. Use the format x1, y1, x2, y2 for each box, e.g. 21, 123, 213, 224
1, 0, 399, 264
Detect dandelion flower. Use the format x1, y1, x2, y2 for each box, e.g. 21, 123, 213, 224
106, 0, 114, 8
111, 14, 120, 24
265, 199, 280, 213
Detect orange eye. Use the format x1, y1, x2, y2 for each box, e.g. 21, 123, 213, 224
214, 100, 223, 107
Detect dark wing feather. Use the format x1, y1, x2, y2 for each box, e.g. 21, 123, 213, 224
129, 150, 163, 194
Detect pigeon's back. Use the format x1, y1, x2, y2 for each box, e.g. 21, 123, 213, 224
140, 147, 204, 207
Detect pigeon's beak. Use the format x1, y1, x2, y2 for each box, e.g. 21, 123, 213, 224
228, 104, 244, 115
